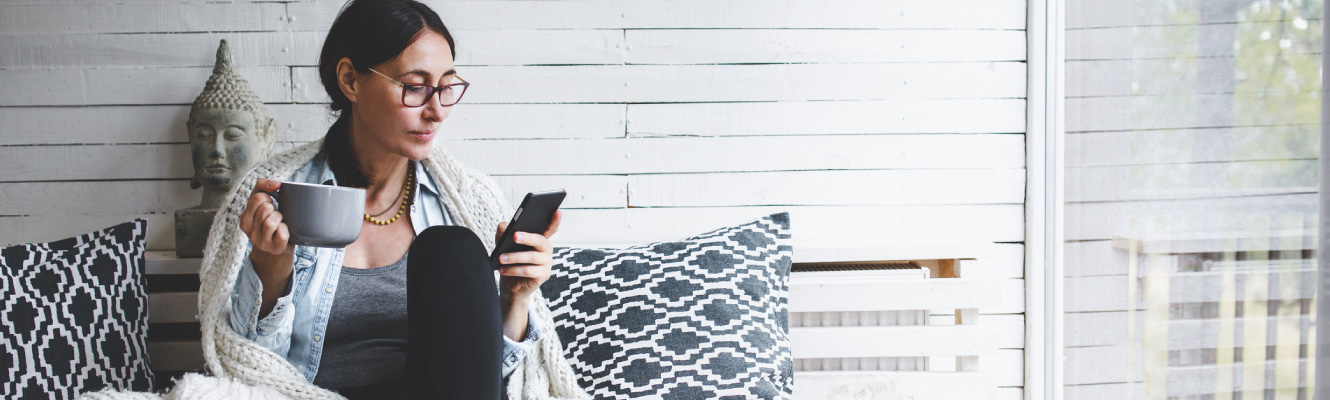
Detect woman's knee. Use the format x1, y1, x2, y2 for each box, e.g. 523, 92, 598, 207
409, 225, 491, 279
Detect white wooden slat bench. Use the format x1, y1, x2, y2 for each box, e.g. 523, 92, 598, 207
143, 245, 1001, 398
1109, 228, 1316, 399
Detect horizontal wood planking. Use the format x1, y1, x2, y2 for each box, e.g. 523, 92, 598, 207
1066, 125, 1317, 167
0, 169, 1022, 215
628, 99, 1027, 136
146, 341, 205, 373
286, 0, 1028, 31
1065, 193, 1316, 241
147, 292, 197, 324
1066, 21, 1321, 60
0, 176, 623, 216
0, 213, 175, 251
0, 0, 1026, 30
625, 30, 1027, 64
449, 135, 1026, 175
0, 2, 288, 35
1, 204, 1024, 251
962, 244, 1026, 280
791, 325, 997, 358
628, 169, 1025, 207
928, 349, 1024, 387
1067, 93, 1319, 133
550, 205, 1025, 247
1067, 55, 1321, 98
292, 63, 1028, 104
0, 103, 626, 146
0, 99, 1027, 146
1066, 160, 1317, 203
794, 371, 997, 400
0, 63, 1025, 107
140, 245, 1024, 276
0, 135, 1023, 182
0, 66, 290, 107
1, 28, 1032, 69
789, 278, 999, 312
932, 314, 1026, 350
0, 30, 624, 69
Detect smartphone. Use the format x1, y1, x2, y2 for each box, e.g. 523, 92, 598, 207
490, 190, 567, 269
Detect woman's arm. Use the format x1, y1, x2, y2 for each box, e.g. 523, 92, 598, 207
494, 210, 563, 341
238, 178, 297, 319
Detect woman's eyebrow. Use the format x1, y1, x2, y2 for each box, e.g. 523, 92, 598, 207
400, 68, 458, 81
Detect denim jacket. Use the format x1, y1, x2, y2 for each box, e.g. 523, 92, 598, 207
228, 151, 543, 382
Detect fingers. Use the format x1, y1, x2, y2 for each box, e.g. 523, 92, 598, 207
513, 231, 552, 253
495, 221, 509, 243
240, 178, 289, 254
497, 250, 552, 267
542, 210, 563, 237
241, 178, 280, 232
498, 264, 552, 280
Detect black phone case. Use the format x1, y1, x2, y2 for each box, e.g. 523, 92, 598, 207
490, 190, 566, 269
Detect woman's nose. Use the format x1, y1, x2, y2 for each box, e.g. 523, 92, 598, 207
421, 95, 446, 122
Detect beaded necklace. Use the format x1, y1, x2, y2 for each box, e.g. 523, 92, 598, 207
364, 167, 413, 226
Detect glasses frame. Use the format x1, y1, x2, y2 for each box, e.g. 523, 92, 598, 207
367, 67, 470, 108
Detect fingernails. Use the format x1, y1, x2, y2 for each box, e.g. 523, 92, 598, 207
500, 254, 509, 263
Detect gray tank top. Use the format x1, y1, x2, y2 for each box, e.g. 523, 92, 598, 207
312, 251, 409, 389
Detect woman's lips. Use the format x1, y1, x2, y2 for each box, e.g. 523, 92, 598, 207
411, 129, 436, 141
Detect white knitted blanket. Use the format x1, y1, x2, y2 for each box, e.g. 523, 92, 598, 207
82, 140, 588, 400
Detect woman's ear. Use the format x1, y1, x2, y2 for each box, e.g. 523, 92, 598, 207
336, 57, 359, 104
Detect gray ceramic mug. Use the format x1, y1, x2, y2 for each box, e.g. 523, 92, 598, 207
264, 182, 365, 247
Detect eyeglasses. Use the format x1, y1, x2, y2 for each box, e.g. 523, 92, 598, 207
367, 67, 470, 108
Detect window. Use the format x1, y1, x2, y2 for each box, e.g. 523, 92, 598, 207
1064, 0, 1321, 398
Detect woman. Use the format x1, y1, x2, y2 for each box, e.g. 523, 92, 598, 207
199, 0, 587, 398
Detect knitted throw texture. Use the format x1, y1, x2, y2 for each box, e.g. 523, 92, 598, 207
80, 140, 589, 400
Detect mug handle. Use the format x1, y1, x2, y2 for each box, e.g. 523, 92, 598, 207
259, 187, 281, 210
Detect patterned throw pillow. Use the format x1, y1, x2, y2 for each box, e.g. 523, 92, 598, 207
543, 212, 793, 399
0, 219, 154, 399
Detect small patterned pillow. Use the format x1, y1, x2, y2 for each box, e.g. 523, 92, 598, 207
543, 213, 793, 399
0, 219, 154, 399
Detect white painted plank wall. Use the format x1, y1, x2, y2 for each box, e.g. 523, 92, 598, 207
0, 0, 1030, 393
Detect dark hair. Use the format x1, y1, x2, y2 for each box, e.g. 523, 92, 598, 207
317, 0, 454, 188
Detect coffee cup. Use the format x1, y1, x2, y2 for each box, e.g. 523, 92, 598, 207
263, 181, 365, 247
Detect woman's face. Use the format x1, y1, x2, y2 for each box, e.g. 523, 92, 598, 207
351, 31, 456, 161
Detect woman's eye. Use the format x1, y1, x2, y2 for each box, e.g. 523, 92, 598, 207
404, 85, 428, 94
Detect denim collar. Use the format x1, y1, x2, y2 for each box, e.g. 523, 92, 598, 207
310, 151, 441, 199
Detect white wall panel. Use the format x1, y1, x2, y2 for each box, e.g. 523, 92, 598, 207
0, 0, 1030, 391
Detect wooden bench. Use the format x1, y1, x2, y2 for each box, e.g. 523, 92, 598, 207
143, 244, 1002, 398
1109, 229, 1315, 399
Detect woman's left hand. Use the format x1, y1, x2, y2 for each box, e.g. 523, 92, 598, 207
495, 210, 562, 302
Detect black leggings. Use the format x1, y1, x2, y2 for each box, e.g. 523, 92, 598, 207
338, 225, 503, 400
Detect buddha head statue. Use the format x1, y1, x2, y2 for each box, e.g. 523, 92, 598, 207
188, 39, 276, 208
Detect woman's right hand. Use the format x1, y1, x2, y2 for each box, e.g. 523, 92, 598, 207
240, 178, 294, 257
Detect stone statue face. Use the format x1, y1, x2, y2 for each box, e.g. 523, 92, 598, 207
189, 108, 264, 191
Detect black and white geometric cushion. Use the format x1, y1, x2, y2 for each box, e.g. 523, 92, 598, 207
0, 219, 154, 399
543, 213, 793, 399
